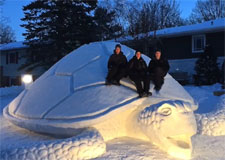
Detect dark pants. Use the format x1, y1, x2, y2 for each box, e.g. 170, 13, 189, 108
106, 66, 127, 82
150, 67, 167, 90
130, 74, 150, 94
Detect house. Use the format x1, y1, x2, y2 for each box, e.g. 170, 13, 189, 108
0, 41, 44, 87
118, 18, 225, 82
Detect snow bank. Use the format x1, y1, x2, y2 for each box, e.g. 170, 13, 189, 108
1, 83, 225, 160
184, 84, 222, 114
196, 95, 225, 136
168, 57, 225, 80
0, 129, 105, 160
0, 86, 23, 97
184, 84, 225, 136
0, 86, 23, 113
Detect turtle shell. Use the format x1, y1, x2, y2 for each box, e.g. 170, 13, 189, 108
3, 41, 196, 134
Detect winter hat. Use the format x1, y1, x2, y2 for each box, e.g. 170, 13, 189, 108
154, 49, 162, 54
115, 44, 121, 49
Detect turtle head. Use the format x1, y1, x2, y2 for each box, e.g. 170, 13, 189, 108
138, 100, 197, 159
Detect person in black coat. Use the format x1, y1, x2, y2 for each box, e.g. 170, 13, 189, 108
105, 44, 127, 85
148, 50, 170, 91
128, 51, 152, 97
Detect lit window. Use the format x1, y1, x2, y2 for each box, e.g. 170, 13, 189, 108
192, 35, 206, 53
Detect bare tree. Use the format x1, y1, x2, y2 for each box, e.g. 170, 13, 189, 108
128, 0, 184, 36
99, 0, 185, 55
189, 0, 225, 24
0, 0, 5, 6
98, 0, 133, 33
0, 0, 16, 44
0, 23, 16, 44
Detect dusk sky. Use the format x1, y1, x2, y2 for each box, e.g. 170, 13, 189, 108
2, 0, 197, 42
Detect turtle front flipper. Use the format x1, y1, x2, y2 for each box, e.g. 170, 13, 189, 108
1, 128, 106, 160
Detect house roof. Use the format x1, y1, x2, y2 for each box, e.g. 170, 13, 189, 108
0, 41, 28, 51
117, 18, 225, 41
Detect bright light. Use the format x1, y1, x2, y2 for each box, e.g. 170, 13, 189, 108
21, 74, 33, 84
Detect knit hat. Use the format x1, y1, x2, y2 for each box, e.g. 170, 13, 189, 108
115, 44, 121, 49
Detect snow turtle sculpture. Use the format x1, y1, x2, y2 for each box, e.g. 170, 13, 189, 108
3, 42, 198, 160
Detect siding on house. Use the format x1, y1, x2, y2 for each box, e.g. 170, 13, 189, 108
206, 31, 224, 57
161, 36, 192, 59
161, 31, 224, 60
1, 49, 27, 77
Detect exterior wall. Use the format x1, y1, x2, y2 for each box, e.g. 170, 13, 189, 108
1, 49, 27, 77
161, 36, 192, 59
161, 31, 224, 60
206, 32, 224, 57
0, 49, 44, 87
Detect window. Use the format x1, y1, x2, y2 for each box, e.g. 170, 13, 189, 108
6, 52, 18, 64
192, 35, 206, 53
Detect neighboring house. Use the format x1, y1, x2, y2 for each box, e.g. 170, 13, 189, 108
118, 18, 225, 83
0, 41, 43, 87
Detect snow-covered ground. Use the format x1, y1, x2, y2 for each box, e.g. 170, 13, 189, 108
184, 83, 223, 114
0, 84, 225, 160
0, 86, 56, 152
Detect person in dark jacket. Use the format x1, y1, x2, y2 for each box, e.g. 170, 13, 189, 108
148, 50, 170, 91
128, 51, 152, 97
105, 44, 127, 85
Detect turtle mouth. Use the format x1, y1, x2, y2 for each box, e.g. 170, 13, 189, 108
167, 134, 192, 149
166, 134, 193, 159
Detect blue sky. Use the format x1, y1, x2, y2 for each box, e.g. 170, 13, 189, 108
2, 0, 197, 41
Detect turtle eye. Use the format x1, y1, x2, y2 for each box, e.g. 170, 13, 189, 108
160, 107, 172, 116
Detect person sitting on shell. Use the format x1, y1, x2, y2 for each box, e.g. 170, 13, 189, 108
105, 44, 128, 86
148, 50, 170, 92
128, 51, 152, 98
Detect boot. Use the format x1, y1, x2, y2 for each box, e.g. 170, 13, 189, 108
138, 92, 144, 98
145, 91, 152, 96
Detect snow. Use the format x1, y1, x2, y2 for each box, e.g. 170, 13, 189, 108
184, 84, 223, 114
2, 43, 198, 160
45, 85, 137, 119
1, 42, 225, 159
55, 43, 103, 76
0, 84, 225, 160
0, 86, 23, 97
168, 57, 225, 80
117, 18, 225, 41
4, 41, 196, 125
195, 95, 225, 136
0, 41, 28, 51
184, 84, 225, 136
15, 75, 71, 119
96, 136, 225, 160
0, 87, 56, 151
1, 128, 106, 160
137, 100, 197, 159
